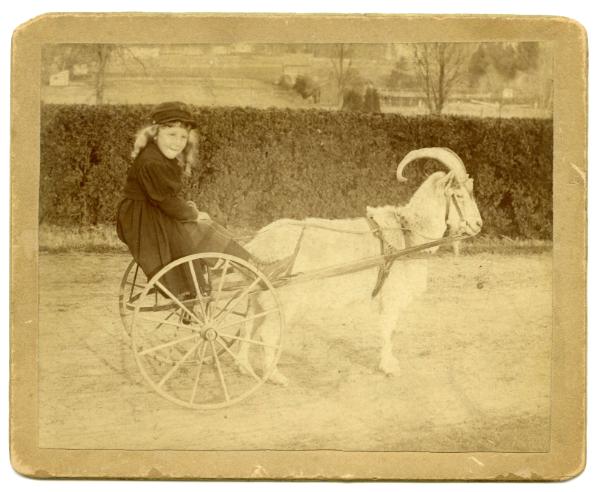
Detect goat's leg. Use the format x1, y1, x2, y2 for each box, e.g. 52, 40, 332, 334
377, 262, 426, 375
375, 284, 403, 376
240, 296, 288, 386
260, 315, 288, 386
251, 295, 288, 386
234, 316, 258, 378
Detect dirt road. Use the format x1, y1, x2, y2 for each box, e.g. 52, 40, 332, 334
38, 251, 551, 452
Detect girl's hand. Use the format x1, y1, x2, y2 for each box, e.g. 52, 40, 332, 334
187, 200, 198, 210
196, 211, 211, 222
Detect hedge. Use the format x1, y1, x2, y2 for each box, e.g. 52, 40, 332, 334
40, 104, 553, 239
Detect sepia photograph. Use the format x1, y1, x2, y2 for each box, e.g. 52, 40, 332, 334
9, 12, 586, 481
38, 40, 553, 449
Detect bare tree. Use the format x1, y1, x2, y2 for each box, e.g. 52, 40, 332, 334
93, 45, 114, 104
330, 44, 354, 106
412, 43, 467, 115
92, 45, 149, 104
42, 44, 147, 104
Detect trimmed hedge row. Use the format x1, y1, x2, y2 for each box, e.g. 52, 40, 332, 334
40, 105, 553, 238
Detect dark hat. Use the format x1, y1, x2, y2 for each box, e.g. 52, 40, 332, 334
150, 101, 197, 128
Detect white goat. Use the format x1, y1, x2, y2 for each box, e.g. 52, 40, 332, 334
241, 148, 482, 384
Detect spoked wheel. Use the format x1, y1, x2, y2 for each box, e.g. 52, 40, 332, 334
130, 253, 284, 409
119, 259, 148, 338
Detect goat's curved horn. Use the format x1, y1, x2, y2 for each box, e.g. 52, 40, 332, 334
397, 147, 468, 182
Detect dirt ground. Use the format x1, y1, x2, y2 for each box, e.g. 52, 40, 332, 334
38, 251, 552, 452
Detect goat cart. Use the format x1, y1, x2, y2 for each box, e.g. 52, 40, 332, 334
119, 233, 468, 410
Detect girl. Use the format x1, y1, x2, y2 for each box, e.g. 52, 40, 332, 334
116, 101, 291, 298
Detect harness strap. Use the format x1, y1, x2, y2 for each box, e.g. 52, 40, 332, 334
444, 187, 467, 225
451, 193, 466, 223
365, 215, 399, 298
284, 225, 305, 277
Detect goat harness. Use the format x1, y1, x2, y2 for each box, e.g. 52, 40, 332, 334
365, 214, 402, 298
365, 189, 468, 298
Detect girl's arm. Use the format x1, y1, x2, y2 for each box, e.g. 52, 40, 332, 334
157, 196, 198, 221
137, 158, 200, 221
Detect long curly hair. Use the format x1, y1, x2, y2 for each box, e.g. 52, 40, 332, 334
131, 122, 199, 177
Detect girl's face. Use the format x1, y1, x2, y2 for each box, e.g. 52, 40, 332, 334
155, 124, 190, 159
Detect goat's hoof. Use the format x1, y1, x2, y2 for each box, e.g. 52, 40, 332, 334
267, 369, 289, 386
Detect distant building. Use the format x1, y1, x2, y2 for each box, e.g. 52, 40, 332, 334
379, 89, 427, 107
502, 87, 515, 101
282, 64, 312, 79
49, 70, 69, 86
232, 43, 253, 53
209, 46, 229, 56
72, 64, 89, 76
160, 45, 205, 56
129, 46, 160, 58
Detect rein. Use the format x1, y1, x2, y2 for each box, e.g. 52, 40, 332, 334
304, 190, 468, 236
446, 192, 466, 226
235, 191, 470, 244
235, 216, 413, 242
267, 233, 471, 290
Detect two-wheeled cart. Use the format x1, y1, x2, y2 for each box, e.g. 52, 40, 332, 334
119, 234, 468, 410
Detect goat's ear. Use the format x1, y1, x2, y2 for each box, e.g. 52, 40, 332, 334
465, 177, 474, 192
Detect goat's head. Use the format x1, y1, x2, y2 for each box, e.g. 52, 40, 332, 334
397, 147, 482, 240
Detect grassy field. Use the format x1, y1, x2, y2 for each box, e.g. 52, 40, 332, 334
42, 78, 318, 108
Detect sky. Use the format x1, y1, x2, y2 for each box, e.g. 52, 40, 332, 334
1, 1, 598, 491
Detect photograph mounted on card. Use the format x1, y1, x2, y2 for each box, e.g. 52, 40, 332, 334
10, 13, 586, 480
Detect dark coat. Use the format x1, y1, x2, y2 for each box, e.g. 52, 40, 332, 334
116, 141, 247, 297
